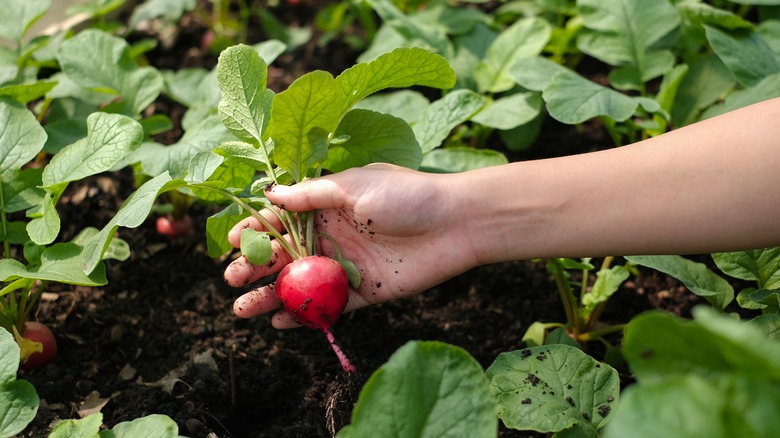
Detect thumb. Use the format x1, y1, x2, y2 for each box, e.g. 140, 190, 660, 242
265, 176, 349, 212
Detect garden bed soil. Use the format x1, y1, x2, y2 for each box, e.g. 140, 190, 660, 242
17, 3, 705, 437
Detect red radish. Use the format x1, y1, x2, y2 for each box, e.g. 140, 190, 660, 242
20, 321, 58, 370
156, 214, 194, 238
276, 255, 357, 373
276, 255, 349, 331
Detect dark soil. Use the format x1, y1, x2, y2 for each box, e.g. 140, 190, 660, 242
16, 3, 706, 438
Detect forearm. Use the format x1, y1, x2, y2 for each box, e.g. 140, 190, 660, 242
451, 97, 780, 264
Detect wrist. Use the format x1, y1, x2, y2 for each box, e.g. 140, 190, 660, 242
442, 162, 563, 266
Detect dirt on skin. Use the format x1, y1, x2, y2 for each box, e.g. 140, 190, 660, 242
16, 2, 707, 438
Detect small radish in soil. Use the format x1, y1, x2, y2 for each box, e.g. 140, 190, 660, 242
19, 321, 58, 370
275, 255, 357, 373
156, 214, 194, 238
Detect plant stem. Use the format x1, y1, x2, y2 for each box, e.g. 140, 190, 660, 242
584, 257, 616, 332
577, 324, 626, 342
191, 183, 301, 260
549, 259, 581, 336
0, 179, 9, 258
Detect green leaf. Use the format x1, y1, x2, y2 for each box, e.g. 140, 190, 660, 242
353, 90, 430, 125
420, 147, 508, 173
521, 321, 556, 347
0, 97, 47, 178
577, 0, 680, 90
26, 192, 60, 245
335, 47, 456, 109
184, 151, 224, 184
713, 248, 780, 290
0, 168, 43, 214
240, 228, 272, 266
162, 67, 209, 107
71, 228, 130, 263
603, 374, 780, 438
704, 25, 780, 87
0, 221, 28, 245
582, 265, 630, 319
323, 109, 421, 172
129, 116, 233, 179
737, 288, 780, 312
625, 255, 734, 309
753, 313, 780, 341
543, 72, 662, 124
194, 159, 256, 203
728, 0, 780, 4
474, 17, 551, 93
487, 344, 619, 434
412, 89, 486, 153
269, 47, 454, 183
678, 2, 754, 32
670, 55, 735, 127
0, 80, 57, 105
270, 70, 343, 182
253, 40, 286, 65
0, 0, 50, 43
214, 141, 272, 172
0, 328, 39, 437
0, 242, 107, 285
100, 414, 179, 438
607, 309, 780, 438
206, 203, 247, 258
82, 173, 186, 274
364, 0, 450, 56
621, 309, 780, 381
338, 341, 497, 438
42, 112, 144, 189
509, 56, 572, 92
471, 92, 542, 130
127, 0, 196, 29
50, 412, 103, 438
216, 44, 271, 144
339, 258, 362, 290
57, 29, 164, 115
450, 23, 496, 90
139, 114, 173, 137
700, 72, 780, 119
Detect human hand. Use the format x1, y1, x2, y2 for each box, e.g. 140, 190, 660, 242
224, 163, 480, 328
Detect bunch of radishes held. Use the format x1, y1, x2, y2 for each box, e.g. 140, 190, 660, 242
233, 191, 361, 375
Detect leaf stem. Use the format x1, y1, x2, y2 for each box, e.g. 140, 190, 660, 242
0, 179, 9, 258
577, 324, 626, 342
549, 259, 581, 335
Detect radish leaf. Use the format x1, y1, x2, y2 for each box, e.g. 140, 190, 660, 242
626, 255, 734, 309
323, 109, 421, 172
240, 228, 272, 266
0, 329, 38, 437
488, 344, 619, 436
339, 341, 497, 438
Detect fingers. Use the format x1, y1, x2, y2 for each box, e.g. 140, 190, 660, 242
233, 285, 280, 318
233, 287, 302, 329
270, 311, 302, 329
233, 285, 372, 329
265, 176, 349, 212
223, 239, 294, 287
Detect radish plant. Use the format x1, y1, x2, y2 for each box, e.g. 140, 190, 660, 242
80, 43, 457, 373
522, 257, 633, 355
0, 328, 38, 437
